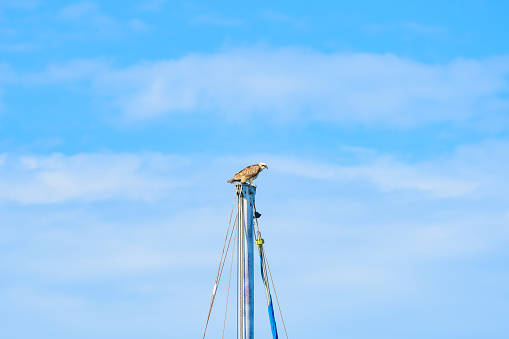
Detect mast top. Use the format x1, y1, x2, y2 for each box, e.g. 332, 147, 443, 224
235, 182, 257, 196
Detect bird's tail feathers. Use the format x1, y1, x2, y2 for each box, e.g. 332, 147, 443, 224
227, 178, 237, 183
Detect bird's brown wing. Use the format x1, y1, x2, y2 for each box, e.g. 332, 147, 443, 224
237, 164, 261, 180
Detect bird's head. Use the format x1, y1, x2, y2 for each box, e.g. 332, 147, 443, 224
259, 162, 268, 170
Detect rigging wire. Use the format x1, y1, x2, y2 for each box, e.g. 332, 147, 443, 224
202, 194, 238, 339
222, 217, 237, 339
202, 188, 289, 339
218, 215, 238, 282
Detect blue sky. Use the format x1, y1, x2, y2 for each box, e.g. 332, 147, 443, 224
1, 1, 509, 338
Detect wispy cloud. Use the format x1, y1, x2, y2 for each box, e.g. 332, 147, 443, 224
265, 155, 478, 198
0, 152, 188, 204
3, 48, 508, 127
0, 42, 36, 52
0, 0, 39, 10
128, 18, 150, 32
364, 22, 447, 37
0, 140, 507, 205
136, 0, 167, 11
191, 14, 243, 26
261, 10, 307, 30
4, 58, 110, 85
0, 88, 4, 112
58, 1, 120, 36
90, 49, 509, 126
58, 1, 99, 20
227, 139, 509, 199
403, 22, 446, 35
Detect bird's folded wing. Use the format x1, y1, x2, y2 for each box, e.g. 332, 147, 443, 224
240, 164, 260, 177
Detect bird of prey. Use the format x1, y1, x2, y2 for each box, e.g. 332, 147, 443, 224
227, 162, 268, 185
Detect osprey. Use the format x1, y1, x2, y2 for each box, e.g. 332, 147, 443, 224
227, 162, 268, 185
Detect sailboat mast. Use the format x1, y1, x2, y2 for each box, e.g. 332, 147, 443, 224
236, 183, 256, 339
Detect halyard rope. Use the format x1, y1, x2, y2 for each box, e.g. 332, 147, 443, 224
264, 246, 289, 339
253, 201, 289, 339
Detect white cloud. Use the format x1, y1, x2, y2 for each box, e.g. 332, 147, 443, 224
0, 88, 4, 112
261, 10, 307, 30
0, 143, 508, 336
24, 59, 110, 85
0, 152, 188, 204
0, 58, 107, 87
0, 62, 17, 83
403, 22, 446, 35
353, 156, 478, 197
0, 0, 39, 10
136, 0, 167, 11
3, 49, 508, 126
0, 42, 36, 52
58, 1, 119, 36
0, 139, 507, 206
364, 22, 446, 37
191, 14, 243, 26
228, 139, 509, 198
59, 1, 99, 20
128, 18, 150, 32
90, 49, 509, 125
4, 286, 85, 311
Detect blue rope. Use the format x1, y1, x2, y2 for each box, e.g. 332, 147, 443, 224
259, 249, 279, 339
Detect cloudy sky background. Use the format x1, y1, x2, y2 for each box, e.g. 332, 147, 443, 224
1, 1, 509, 338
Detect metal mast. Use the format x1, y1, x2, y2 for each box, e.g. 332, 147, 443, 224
236, 183, 256, 339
